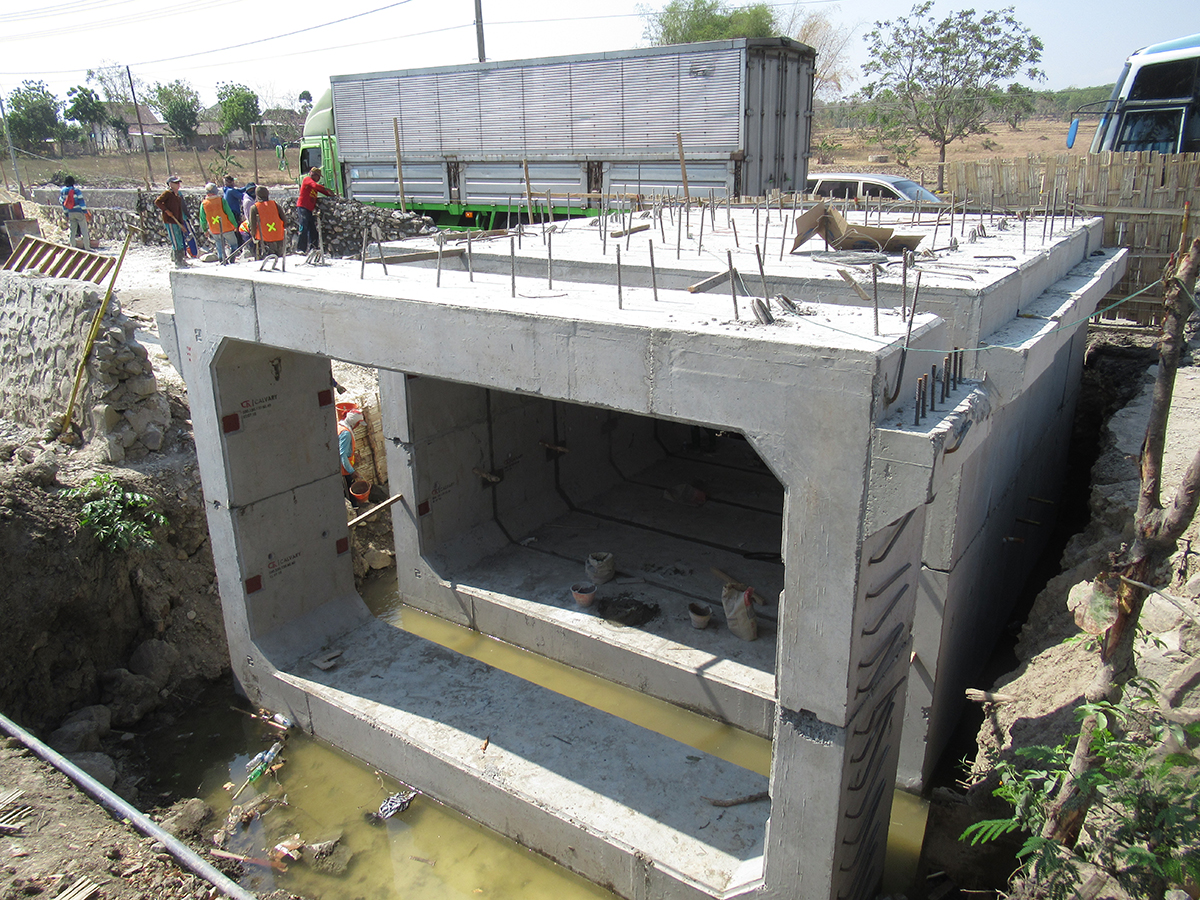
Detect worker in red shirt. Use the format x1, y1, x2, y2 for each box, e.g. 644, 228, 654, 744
296, 166, 334, 253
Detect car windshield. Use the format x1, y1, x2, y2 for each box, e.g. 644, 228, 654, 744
889, 179, 940, 203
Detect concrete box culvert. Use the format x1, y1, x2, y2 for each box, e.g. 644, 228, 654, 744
159, 207, 1126, 900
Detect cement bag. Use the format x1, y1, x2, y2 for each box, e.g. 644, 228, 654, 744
585, 552, 615, 585
721, 583, 757, 641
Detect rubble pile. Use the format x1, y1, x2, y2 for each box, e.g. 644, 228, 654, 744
87, 315, 171, 462
308, 195, 437, 257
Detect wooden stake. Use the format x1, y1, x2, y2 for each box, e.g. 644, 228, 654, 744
676, 132, 690, 205
393, 118, 407, 213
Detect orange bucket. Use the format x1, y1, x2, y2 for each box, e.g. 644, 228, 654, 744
337, 401, 360, 421
350, 480, 371, 503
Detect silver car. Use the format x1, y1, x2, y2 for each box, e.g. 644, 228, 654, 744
806, 173, 943, 203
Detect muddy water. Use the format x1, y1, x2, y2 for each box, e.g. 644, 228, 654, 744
147, 575, 926, 898
149, 689, 618, 898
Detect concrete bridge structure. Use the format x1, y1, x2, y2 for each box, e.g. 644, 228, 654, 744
159, 207, 1125, 900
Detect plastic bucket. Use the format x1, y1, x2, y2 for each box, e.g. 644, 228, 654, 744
337, 401, 361, 421
350, 480, 371, 503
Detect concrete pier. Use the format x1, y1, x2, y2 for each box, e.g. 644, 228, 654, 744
160, 206, 1126, 899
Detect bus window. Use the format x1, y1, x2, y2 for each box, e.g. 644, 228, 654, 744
1129, 58, 1196, 100
1114, 108, 1184, 153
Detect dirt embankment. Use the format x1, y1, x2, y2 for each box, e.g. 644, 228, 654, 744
918, 331, 1200, 897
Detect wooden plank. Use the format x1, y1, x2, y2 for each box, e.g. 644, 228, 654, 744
610, 223, 650, 238
54, 876, 99, 900
687, 270, 734, 294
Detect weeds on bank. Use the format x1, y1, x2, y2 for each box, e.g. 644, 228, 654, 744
962, 677, 1200, 900
64, 473, 167, 553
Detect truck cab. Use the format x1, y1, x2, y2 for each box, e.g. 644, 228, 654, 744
298, 89, 344, 195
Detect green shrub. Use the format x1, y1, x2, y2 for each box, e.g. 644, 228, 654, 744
64, 473, 167, 553
963, 680, 1200, 900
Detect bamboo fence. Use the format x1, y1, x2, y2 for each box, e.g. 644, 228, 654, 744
948, 152, 1198, 325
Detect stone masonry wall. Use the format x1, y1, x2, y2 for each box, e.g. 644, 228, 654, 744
0, 272, 168, 462
33, 188, 436, 258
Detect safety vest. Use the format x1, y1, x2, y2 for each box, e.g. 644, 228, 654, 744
254, 201, 285, 242
338, 421, 357, 476
202, 195, 236, 234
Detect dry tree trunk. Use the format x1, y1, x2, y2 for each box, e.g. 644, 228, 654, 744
1041, 234, 1200, 847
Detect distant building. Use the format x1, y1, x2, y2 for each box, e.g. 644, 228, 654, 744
97, 102, 165, 152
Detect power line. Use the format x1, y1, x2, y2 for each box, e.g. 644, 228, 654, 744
0, 0, 414, 73
0, 0, 244, 42
0, 0, 152, 25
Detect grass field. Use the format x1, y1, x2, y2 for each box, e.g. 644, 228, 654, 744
0, 116, 1082, 194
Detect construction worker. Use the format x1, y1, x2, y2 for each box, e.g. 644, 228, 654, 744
201, 183, 238, 263
247, 185, 287, 260
297, 166, 334, 253
339, 408, 365, 505
154, 176, 188, 267
59, 176, 90, 250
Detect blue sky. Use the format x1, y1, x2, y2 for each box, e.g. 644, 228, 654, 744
0, 0, 1191, 110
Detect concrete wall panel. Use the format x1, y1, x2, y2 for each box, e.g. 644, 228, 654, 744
212, 342, 336, 506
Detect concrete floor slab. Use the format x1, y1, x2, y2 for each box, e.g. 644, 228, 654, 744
276, 616, 770, 898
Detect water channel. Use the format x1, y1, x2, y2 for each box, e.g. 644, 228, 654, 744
145, 575, 927, 899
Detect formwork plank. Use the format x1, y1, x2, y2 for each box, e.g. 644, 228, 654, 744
1, 236, 114, 285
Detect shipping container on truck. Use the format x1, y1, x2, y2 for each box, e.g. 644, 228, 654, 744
1068, 33, 1200, 153
300, 38, 816, 228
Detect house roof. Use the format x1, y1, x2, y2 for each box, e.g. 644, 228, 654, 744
103, 102, 160, 125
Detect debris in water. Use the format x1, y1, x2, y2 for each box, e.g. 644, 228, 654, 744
367, 788, 418, 823
270, 834, 304, 862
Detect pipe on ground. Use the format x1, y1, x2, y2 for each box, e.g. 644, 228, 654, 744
0, 711, 258, 900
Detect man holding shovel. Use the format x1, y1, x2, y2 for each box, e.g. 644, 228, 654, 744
154, 176, 189, 267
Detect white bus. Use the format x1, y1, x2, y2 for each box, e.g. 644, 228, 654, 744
1069, 33, 1200, 153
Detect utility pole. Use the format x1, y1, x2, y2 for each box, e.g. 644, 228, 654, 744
474, 0, 486, 63
0, 93, 25, 198
127, 66, 155, 188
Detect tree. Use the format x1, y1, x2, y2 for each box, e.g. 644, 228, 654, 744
5, 81, 61, 151
778, 5, 856, 101
641, 0, 776, 45
149, 80, 202, 145
86, 63, 136, 105
1003, 83, 1036, 130
64, 86, 107, 153
298, 90, 313, 115
216, 83, 261, 139
859, 2, 1044, 189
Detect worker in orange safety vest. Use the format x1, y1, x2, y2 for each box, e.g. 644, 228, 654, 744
201, 183, 239, 263
247, 184, 287, 260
